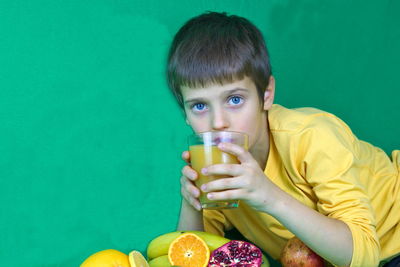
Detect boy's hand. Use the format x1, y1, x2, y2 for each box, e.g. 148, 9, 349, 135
180, 151, 202, 211
200, 142, 276, 212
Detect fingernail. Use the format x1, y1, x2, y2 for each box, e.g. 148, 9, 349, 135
193, 189, 199, 197
207, 193, 213, 200
201, 184, 207, 192
201, 168, 208, 175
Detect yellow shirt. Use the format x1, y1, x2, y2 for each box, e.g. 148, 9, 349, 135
203, 104, 400, 267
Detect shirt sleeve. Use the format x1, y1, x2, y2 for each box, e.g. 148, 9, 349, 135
294, 114, 380, 267
203, 209, 233, 237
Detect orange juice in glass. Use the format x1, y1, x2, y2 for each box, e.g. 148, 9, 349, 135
188, 131, 248, 209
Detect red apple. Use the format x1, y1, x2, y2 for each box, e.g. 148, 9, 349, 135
281, 237, 325, 267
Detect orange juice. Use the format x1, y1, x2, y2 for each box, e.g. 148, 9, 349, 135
189, 144, 240, 209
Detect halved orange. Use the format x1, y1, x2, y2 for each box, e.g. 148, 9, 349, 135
168, 233, 210, 267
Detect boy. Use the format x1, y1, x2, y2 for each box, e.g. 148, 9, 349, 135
167, 12, 400, 267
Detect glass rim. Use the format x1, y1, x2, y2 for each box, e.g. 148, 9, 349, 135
189, 130, 248, 138
188, 130, 249, 148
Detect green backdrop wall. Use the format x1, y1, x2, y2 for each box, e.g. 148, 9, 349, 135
0, 1, 399, 266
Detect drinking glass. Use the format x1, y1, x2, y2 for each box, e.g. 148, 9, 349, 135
188, 131, 248, 209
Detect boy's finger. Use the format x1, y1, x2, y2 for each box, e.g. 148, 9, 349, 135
218, 142, 254, 164
182, 185, 200, 198
181, 166, 198, 181
202, 163, 242, 177
181, 151, 191, 164
182, 190, 202, 211
190, 198, 202, 211
180, 173, 200, 198
201, 176, 241, 192
206, 188, 243, 202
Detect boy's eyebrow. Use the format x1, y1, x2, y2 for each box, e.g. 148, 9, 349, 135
184, 87, 249, 105
184, 97, 206, 106
222, 87, 249, 96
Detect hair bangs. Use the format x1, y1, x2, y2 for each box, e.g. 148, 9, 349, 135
167, 12, 272, 108
171, 48, 249, 90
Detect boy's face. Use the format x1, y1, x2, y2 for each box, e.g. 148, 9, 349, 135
181, 76, 274, 151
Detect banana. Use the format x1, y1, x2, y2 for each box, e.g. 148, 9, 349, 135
148, 255, 171, 267
261, 254, 270, 267
146, 230, 230, 260
190, 231, 231, 251
147, 232, 182, 260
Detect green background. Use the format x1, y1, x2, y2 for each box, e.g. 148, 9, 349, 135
0, 1, 399, 266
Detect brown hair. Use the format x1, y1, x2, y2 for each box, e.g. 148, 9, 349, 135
167, 11, 272, 108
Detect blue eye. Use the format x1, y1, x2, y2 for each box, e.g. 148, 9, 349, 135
192, 103, 206, 111
228, 96, 243, 105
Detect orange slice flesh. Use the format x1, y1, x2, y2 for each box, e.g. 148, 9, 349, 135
168, 233, 210, 267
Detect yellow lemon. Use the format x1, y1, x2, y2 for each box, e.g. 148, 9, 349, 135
80, 249, 130, 267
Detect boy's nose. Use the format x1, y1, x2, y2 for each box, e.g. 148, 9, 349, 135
211, 109, 229, 130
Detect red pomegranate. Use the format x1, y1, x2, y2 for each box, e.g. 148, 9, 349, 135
281, 237, 325, 267
208, 240, 263, 267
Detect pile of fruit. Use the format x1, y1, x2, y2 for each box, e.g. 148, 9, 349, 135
80, 230, 269, 267
81, 231, 325, 266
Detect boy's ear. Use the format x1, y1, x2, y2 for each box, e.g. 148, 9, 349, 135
263, 75, 275, 111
